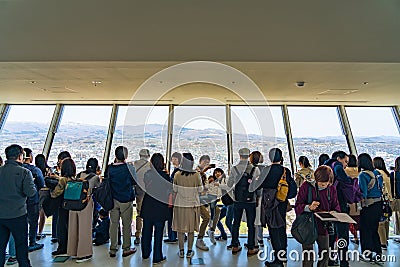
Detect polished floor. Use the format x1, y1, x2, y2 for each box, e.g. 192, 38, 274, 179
22, 236, 400, 266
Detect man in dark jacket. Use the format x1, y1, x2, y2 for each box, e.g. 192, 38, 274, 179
23, 148, 45, 252
250, 148, 295, 267
325, 151, 351, 267
0, 144, 36, 267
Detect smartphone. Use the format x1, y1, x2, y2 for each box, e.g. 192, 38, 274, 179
209, 164, 216, 168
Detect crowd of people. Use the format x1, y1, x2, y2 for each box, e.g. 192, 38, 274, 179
0, 143, 400, 267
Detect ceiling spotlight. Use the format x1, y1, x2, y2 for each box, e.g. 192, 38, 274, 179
92, 80, 102, 86
30, 81, 36, 84
362, 81, 369, 85
296, 81, 305, 87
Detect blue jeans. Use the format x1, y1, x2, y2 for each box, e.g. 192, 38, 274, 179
141, 219, 165, 263
225, 204, 234, 234
216, 206, 227, 237
231, 202, 256, 249
8, 235, 15, 257
0, 215, 30, 267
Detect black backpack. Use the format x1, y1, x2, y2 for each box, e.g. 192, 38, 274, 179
234, 166, 256, 202
62, 173, 95, 211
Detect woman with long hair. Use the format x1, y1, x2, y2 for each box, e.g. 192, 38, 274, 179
295, 156, 314, 187
172, 153, 203, 258
141, 153, 171, 264
358, 153, 383, 262
373, 156, 392, 250
345, 155, 361, 245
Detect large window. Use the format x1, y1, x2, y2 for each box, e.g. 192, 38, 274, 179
48, 106, 112, 171
231, 106, 290, 168
111, 106, 169, 163
288, 107, 348, 169
172, 106, 228, 171
0, 105, 55, 159
346, 107, 400, 167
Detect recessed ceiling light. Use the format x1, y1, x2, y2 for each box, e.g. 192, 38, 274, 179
362, 81, 368, 85
92, 81, 102, 86
30, 81, 36, 84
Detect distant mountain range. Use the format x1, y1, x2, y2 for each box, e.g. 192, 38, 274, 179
2, 122, 400, 142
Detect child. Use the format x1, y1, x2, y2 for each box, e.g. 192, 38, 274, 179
93, 209, 110, 246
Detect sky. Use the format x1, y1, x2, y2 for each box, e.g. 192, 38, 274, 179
2, 105, 399, 138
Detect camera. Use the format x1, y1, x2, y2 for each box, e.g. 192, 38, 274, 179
296, 81, 305, 87
324, 222, 335, 235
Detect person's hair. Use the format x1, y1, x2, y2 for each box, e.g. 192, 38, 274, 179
395, 157, 400, 172
250, 151, 262, 165
199, 155, 210, 163
180, 153, 196, 176
332, 151, 348, 160
99, 209, 109, 218
358, 153, 374, 172
213, 168, 225, 177
373, 157, 390, 177
171, 152, 182, 164
58, 151, 71, 161
23, 148, 33, 159
318, 153, 330, 167
5, 144, 23, 160
0, 156, 3, 166
86, 158, 99, 174
269, 148, 282, 163
35, 154, 49, 175
151, 153, 164, 171
115, 146, 128, 161
299, 156, 311, 168
314, 165, 334, 183
61, 158, 76, 178
347, 154, 357, 168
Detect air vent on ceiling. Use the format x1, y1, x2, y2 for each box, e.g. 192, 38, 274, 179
318, 89, 358, 95
40, 87, 77, 93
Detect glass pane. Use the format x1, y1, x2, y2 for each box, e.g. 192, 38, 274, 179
346, 107, 400, 166
0, 105, 55, 158
288, 107, 349, 169
231, 106, 290, 169
48, 106, 112, 171
111, 106, 169, 162
172, 106, 228, 172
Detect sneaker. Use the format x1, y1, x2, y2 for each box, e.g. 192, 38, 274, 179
153, 256, 167, 265
247, 248, 259, 257
51, 238, 58, 243
28, 243, 44, 252
134, 237, 141, 245
328, 259, 339, 266
164, 239, 178, 244
109, 251, 116, 258
6, 257, 17, 265
36, 233, 46, 241
258, 240, 264, 247
227, 244, 233, 250
350, 238, 359, 245
52, 249, 67, 256
207, 230, 216, 245
264, 260, 284, 267
394, 238, 400, 244
186, 250, 195, 258
381, 244, 387, 250
232, 246, 242, 255
122, 248, 137, 257
178, 250, 184, 258
196, 239, 209, 251
76, 255, 92, 263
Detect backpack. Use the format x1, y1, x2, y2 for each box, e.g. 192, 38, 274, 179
291, 183, 319, 245
234, 166, 256, 202
62, 173, 95, 211
331, 162, 362, 204
93, 177, 114, 211
276, 169, 288, 202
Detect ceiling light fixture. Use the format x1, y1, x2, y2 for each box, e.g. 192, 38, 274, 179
92, 80, 102, 86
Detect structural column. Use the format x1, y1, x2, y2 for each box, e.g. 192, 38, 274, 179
43, 104, 64, 159
226, 104, 233, 172
337, 106, 357, 156
0, 104, 10, 132
281, 105, 296, 174
166, 104, 174, 172
392, 106, 400, 134
102, 104, 119, 172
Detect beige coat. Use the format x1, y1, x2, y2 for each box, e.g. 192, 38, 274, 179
295, 167, 314, 188
172, 171, 203, 233
377, 169, 393, 201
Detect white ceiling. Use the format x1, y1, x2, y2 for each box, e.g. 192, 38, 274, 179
0, 0, 399, 105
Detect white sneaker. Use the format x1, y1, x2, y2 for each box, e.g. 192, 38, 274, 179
196, 239, 209, 251
207, 230, 216, 245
